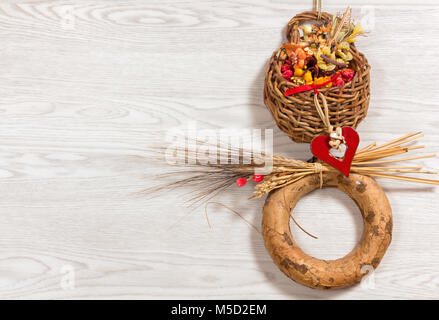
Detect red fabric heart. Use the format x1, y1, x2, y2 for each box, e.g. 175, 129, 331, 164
310, 127, 359, 177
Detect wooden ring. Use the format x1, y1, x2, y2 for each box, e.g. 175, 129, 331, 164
262, 172, 392, 289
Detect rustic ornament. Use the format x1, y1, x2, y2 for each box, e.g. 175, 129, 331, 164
264, 9, 370, 143
262, 172, 392, 289
311, 127, 360, 176
154, 1, 439, 292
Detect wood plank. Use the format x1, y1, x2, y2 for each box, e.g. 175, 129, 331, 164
0, 0, 438, 299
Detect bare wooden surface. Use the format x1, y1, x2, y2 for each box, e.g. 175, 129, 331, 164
0, 0, 438, 299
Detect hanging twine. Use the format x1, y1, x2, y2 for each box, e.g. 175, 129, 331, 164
313, 0, 322, 20
313, 92, 345, 150
309, 93, 329, 188
313, 93, 331, 132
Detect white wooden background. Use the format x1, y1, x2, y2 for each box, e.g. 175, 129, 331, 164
0, 0, 438, 299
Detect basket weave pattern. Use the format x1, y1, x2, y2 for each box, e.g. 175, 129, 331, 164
264, 11, 371, 143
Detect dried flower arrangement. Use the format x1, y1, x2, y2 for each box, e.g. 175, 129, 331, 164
281, 7, 364, 91
264, 6, 370, 143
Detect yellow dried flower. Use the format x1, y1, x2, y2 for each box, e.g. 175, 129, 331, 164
336, 41, 353, 62
345, 24, 366, 43
317, 46, 336, 71
291, 77, 305, 86
304, 71, 313, 84
294, 67, 304, 76
314, 76, 330, 86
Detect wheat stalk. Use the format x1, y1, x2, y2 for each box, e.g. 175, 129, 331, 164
251, 132, 438, 198
148, 132, 438, 203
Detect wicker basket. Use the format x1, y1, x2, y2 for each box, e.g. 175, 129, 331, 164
264, 11, 370, 143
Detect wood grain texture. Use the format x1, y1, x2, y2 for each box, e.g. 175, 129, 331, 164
0, 0, 438, 299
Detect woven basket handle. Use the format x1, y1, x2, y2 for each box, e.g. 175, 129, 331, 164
286, 11, 333, 43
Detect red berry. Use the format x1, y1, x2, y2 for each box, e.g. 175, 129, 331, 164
333, 76, 345, 87
235, 178, 247, 187
282, 69, 293, 80
253, 175, 264, 183
340, 69, 355, 83
281, 64, 291, 72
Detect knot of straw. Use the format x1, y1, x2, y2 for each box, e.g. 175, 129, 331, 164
313, 92, 345, 150
312, 162, 324, 188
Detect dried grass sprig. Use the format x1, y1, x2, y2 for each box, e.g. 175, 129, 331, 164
253, 132, 438, 198
148, 132, 438, 204
328, 6, 351, 46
